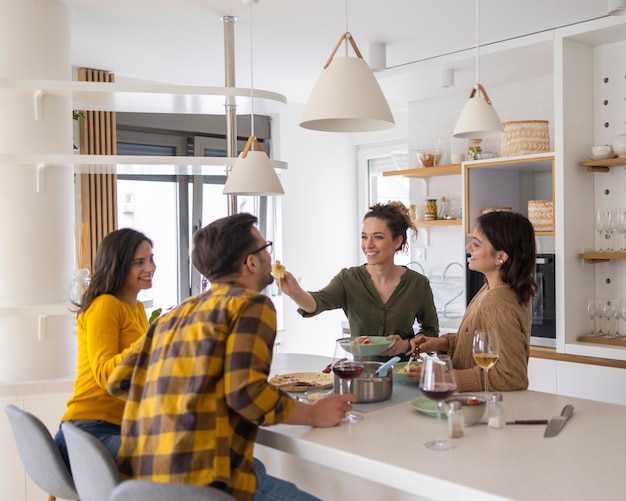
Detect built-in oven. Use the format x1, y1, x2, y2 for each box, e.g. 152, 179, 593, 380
466, 253, 556, 348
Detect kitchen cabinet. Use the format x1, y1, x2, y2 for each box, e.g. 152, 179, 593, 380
555, 15, 626, 364
463, 153, 555, 237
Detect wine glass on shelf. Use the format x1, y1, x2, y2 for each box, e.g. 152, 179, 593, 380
333, 338, 364, 423
609, 298, 622, 339
605, 208, 617, 252
620, 300, 626, 339
595, 209, 607, 252
472, 330, 500, 395
597, 298, 611, 337
617, 208, 626, 252
586, 298, 598, 337
419, 354, 457, 451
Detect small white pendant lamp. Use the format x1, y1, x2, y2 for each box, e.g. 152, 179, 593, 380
300, 1, 394, 132
223, 0, 284, 196
452, 0, 504, 139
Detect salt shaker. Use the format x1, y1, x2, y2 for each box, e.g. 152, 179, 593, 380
448, 400, 464, 438
488, 393, 506, 429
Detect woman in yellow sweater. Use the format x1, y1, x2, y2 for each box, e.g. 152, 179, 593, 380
54, 228, 156, 468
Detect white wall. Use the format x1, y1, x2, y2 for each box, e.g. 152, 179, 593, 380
273, 103, 409, 357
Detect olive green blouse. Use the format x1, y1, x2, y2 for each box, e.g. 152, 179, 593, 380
298, 265, 439, 341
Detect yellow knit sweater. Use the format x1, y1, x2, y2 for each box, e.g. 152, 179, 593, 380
62, 294, 148, 425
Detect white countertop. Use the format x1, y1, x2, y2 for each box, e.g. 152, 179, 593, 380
259, 353, 626, 501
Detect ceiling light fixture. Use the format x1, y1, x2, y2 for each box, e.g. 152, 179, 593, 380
452, 0, 504, 138
299, 0, 394, 132
223, 0, 284, 196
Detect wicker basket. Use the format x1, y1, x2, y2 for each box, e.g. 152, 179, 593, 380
528, 199, 554, 232
501, 120, 550, 156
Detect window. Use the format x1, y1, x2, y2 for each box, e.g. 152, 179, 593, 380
115, 114, 281, 321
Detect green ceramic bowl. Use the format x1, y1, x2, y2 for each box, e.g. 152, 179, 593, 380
392, 361, 422, 384
339, 337, 396, 357
411, 394, 487, 426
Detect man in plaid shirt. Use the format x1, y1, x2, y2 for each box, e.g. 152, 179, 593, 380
107, 213, 352, 501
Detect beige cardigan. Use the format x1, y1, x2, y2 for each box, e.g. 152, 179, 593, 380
443, 284, 532, 392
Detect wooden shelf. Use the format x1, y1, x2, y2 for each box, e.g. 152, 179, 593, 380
416, 219, 462, 227
382, 164, 461, 178
578, 335, 626, 348
578, 252, 626, 264
579, 157, 626, 172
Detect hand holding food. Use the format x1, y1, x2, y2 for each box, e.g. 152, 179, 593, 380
272, 260, 286, 279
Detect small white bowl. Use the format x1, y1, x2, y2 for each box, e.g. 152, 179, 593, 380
592, 145, 613, 157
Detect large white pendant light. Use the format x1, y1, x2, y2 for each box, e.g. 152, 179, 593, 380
223, 0, 284, 196
452, 0, 504, 138
300, 1, 394, 132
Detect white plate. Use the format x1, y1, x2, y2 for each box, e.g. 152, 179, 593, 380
589, 154, 617, 160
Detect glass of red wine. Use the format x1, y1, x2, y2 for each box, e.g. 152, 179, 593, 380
333, 338, 365, 423
419, 353, 457, 450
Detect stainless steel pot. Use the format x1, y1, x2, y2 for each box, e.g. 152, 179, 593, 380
334, 361, 393, 403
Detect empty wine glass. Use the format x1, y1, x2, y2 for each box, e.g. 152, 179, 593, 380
333, 338, 364, 423
419, 353, 457, 451
597, 298, 611, 337
617, 208, 626, 252
610, 298, 623, 338
595, 209, 607, 252
472, 330, 500, 395
586, 298, 598, 337
620, 300, 626, 339
605, 208, 617, 252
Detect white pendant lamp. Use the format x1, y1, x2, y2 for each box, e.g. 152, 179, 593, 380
223, 0, 284, 196
452, 0, 504, 139
300, 1, 394, 133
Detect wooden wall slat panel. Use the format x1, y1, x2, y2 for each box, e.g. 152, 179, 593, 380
77, 67, 118, 273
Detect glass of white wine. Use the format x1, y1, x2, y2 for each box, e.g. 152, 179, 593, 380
472, 330, 500, 395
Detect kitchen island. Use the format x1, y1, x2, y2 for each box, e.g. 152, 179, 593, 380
256, 354, 626, 500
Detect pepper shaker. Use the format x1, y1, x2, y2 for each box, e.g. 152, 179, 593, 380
448, 400, 464, 438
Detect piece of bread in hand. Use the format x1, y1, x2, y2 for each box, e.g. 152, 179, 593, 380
272, 260, 286, 279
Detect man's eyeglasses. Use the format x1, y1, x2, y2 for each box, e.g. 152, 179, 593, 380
249, 241, 273, 256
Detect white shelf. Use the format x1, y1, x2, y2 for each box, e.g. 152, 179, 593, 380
1, 153, 288, 176
0, 303, 74, 318
0, 78, 287, 115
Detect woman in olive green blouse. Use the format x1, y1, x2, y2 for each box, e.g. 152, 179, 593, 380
279, 201, 439, 358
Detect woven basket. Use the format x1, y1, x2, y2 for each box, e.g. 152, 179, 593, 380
501, 120, 550, 156
528, 199, 554, 232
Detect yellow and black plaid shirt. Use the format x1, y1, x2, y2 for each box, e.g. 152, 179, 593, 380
107, 282, 294, 501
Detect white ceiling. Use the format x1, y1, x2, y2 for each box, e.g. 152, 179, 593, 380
64, 0, 611, 108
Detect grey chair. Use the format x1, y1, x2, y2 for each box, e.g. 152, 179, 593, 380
61, 422, 120, 501
4, 404, 79, 501
110, 479, 235, 500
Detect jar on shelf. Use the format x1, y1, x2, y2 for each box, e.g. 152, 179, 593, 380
468, 138, 483, 160
425, 199, 438, 221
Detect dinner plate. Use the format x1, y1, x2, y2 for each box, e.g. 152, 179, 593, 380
269, 372, 334, 392
589, 154, 617, 160
340, 336, 396, 357
392, 361, 422, 385
411, 396, 440, 417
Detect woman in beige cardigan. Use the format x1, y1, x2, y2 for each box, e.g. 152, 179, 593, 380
410, 211, 537, 392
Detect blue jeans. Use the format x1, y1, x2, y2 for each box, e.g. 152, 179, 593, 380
253, 458, 320, 501
54, 420, 120, 471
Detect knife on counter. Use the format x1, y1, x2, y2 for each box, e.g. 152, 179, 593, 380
544, 404, 574, 438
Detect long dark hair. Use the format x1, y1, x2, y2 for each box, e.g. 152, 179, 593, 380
192, 213, 258, 280
364, 201, 417, 253
77, 228, 153, 314
477, 211, 537, 305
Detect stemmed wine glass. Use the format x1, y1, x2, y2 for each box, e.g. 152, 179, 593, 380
595, 209, 607, 252
586, 298, 598, 337
472, 330, 500, 395
333, 338, 364, 423
620, 300, 626, 339
597, 298, 611, 337
419, 354, 457, 451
